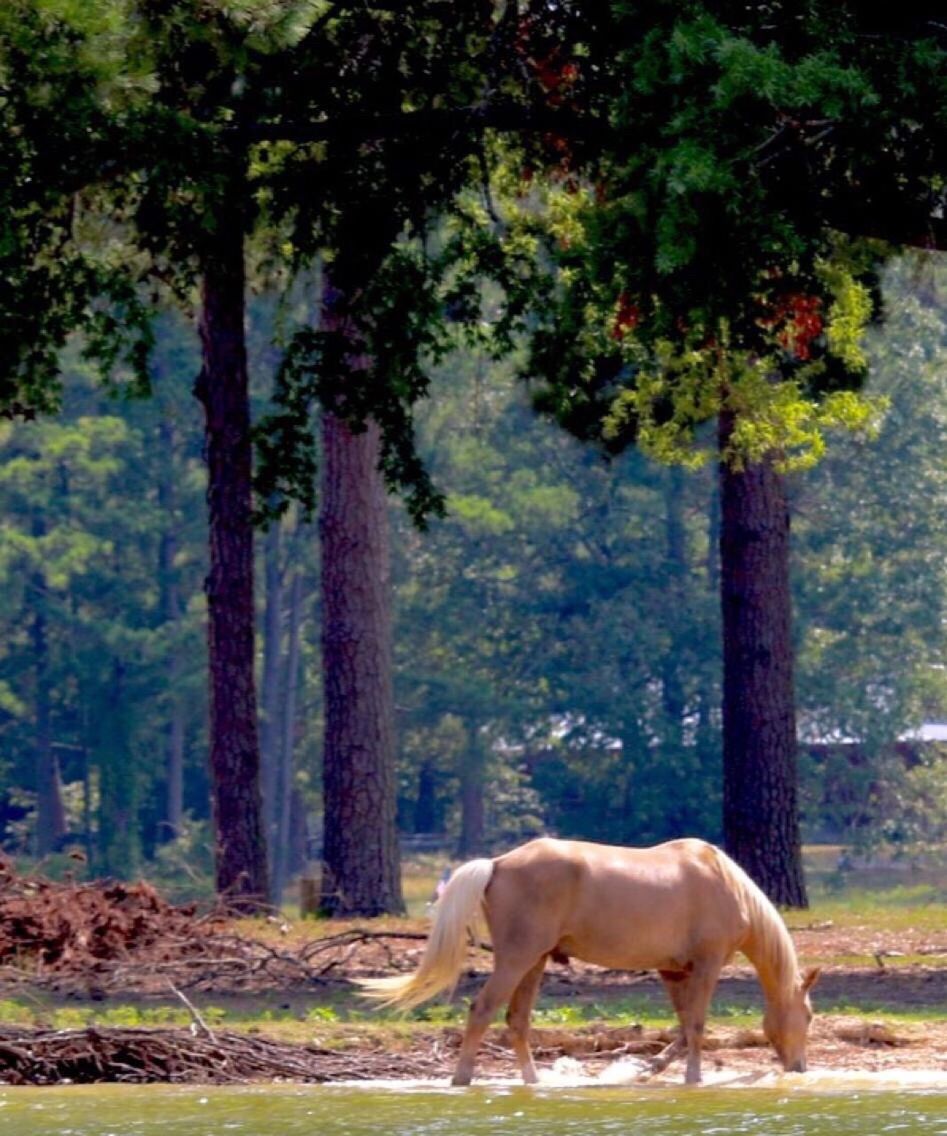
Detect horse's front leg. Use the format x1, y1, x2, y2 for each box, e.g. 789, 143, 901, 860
681, 961, 722, 1084
645, 1033, 686, 1076
658, 961, 721, 1084
653, 968, 691, 1078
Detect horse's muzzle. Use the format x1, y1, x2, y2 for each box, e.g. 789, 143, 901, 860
786, 1058, 807, 1073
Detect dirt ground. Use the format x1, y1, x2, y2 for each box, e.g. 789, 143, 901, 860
367, 958, 947, 1082
249, 912, 947, 1081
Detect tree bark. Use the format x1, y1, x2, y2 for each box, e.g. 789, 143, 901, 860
457, 723, 486, 858
195, 183, 269, 910
32, 532, 66, 856
260, 516, 283, 865
718, 411, 808, 907
413, 760, 440, 834
272, 567, 303, 902
319, 397, 403, 916
661, 466, 687, 752
157, 414, 185, 843
97, 659, 138, 877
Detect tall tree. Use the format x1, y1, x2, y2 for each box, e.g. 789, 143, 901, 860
193, 161, 268, 905
719, 414, 804, 905
440, 2, 945, 903
0, 0, 269, 902
156, 409, 186, 843
30, 513, 66, 856
255, 5, 504, 912
319, 409, 402, 915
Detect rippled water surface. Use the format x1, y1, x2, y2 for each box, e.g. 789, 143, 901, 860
3, 1081, 947, 1136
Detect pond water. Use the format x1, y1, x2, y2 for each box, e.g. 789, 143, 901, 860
2, 1077, 947, 1136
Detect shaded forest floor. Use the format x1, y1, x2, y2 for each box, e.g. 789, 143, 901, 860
1, 855, 947, 1084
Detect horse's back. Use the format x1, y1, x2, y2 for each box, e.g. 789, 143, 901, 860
485, 837, 749, 970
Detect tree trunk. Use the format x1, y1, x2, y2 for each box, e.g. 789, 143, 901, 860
195, 185, 269, 910
287, 787, 309, 879
661, 466, 687, 752
97, 659, 138, 877
457, 723, 485, 858
272, 567, 303, 902
319, 402, 403, 916
718, 411, 807, 907
158, 415, 185, 843
32, 538, 66, 856
32, 513, 65, 854
413, 760, 440, 833
260, 516, 283, 864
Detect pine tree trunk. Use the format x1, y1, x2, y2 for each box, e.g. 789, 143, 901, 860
34, 698, 66, 858
661, 467, 687, 751
319, 407, 403, 916
158, 415, 185, 843
260, 517, 283, 865
718, 411, 807, 907
196, 188, 269, 910
97, 660, 138, 877
413, 760, 440, 834
272, 568, 303, 902
696, 471, 722, 824
287, 787, 308, 879
457, 724, 486, 858
32, 539, 66, 855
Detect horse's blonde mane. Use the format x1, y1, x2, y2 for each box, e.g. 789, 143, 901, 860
714, 847, 799, 1001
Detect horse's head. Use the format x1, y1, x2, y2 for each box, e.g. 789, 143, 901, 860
763, 966, 820, 1073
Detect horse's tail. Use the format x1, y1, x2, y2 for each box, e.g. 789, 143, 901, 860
356, 858, 495, 1010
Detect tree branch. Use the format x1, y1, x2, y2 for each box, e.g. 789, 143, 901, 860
245, 100, 605, 146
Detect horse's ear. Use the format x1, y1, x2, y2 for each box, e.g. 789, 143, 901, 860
802, 966, 821, 993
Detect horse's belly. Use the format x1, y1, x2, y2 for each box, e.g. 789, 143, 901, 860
556, 930, 684, 972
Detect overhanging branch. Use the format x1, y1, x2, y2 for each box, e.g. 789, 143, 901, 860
245, 100, 606, 146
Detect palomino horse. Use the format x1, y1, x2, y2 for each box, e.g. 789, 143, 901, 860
360, 837, 819, 1085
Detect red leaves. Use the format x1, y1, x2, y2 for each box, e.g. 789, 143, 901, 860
611, 292, 641, 340
516, 14, 580, 108
758, 292, 824, 361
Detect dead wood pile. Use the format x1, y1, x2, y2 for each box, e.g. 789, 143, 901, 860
0, 1026, 448, 1085
0, 856, 218, 967
0, 855, 424, 995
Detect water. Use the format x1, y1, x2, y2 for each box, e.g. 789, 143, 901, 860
3, 1078, 947, 1136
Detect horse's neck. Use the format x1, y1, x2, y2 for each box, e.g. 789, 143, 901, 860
741, 914, 794, 1008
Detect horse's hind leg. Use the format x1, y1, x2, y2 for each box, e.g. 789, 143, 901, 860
505, 955, 547, 1084
452, 959, 534, 1086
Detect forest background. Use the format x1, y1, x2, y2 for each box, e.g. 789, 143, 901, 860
2, 253, 945, 902
1, 1, 946, 916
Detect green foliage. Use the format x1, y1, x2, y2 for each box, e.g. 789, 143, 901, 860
2, 1, 946, 892
0, 339, 208, 872
147, 818, 217, 903
795, 254, 947, 850
0, 0, 154, 415
306, 1005, 339, 1024
255, 246, 455, 528
393, 347, 723, 849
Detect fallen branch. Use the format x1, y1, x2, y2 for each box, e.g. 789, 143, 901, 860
0, 1026, 449, 1085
